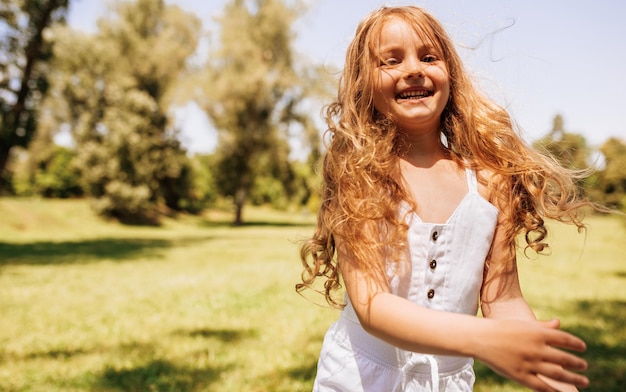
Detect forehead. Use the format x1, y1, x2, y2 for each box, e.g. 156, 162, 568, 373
378, 18, 419, 47
372, 16, 440, 53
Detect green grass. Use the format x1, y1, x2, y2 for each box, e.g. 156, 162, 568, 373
0, 198, 624, 391
474, 216, 626, 391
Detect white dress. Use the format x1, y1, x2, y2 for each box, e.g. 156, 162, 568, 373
313, 169, 499, 392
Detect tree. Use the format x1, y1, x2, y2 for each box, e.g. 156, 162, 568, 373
532, 114, 592, 199
533, 114, 590, 170
199, 0, 328, 225
11, 125, 83, 198
48, 0, 202, 222
588, 137, 626, 213
0, 0, 69, 192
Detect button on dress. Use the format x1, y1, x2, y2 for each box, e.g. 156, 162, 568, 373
313, 169, 499, 391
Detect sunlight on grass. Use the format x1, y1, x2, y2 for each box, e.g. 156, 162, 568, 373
474, 215, 626, 392
0, 198, 624, 391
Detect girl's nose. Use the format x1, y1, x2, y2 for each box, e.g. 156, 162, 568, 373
404, 56, 425, 78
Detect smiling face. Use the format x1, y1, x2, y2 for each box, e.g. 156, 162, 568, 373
372, 17, 450, 135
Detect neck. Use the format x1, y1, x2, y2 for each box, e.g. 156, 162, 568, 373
398, 131, 449, 167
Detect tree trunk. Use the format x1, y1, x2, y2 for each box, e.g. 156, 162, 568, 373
0, 143, 11, 194
0, 0, 66, 190
233, 185, 247, 226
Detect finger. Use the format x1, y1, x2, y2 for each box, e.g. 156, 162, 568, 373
543, 345, 588, 371
520, 374, 560, 392
537, 373, 589, 391
546, 329, 587, 352
539, 318, 561, 330
536, 363, 590, 389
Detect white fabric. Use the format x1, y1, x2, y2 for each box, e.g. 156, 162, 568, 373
313, 168, 499, 391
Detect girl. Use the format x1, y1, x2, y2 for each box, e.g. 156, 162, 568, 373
297, 5, 593, 392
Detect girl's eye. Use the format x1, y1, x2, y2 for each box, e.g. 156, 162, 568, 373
380, 57, 400, 67
422, 55, 438, 63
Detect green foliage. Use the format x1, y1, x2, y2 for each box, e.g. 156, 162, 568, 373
532, 115, 590, 171
587, 137, 626, 213
13, 145, 83, 198
534, 131, 590, 170
291, 159, 321, 213
200, 0, 330, 224
0, 199, 624, 391
176, 154, 219, 213
90, 180, 153, 223
42, 148, 79, 197
0, 0, 69, 190
3, 0, 331, 224
250, 175, 289, 208
531, 115, 626, 214
528, 116, 626, 215
46, 0, 202, 222
247, 139, 297, 209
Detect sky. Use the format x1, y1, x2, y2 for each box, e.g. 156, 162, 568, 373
67, 0, 626, 154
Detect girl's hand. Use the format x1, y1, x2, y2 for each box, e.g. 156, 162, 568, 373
476, 318, 589, 392
538, 374, 580, 392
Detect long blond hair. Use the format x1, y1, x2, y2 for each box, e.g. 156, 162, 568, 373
297, 6, 592, 307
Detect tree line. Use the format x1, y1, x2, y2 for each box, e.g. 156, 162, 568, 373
1, 0, 624, 225
532, 114, 626, 215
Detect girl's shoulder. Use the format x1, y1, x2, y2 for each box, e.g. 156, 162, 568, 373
474, 167, 506, 207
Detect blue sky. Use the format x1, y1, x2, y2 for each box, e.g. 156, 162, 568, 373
68, 0, 626, 154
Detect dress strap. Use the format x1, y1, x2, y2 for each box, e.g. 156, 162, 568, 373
465, 168, 478, 194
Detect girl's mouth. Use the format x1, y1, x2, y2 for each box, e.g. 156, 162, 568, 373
396, 90, 432, 100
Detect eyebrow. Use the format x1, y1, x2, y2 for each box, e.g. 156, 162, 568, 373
377, 43, 436, 55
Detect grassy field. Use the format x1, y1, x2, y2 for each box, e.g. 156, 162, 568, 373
0, 198, 624, 392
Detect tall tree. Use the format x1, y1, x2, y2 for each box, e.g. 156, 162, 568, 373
532, 114, 591, 198
588, 137, 626, 213
49, 0, 201, 221
0, 0, 69, 192
199, 0, 327, 225
533, 114, 590, 171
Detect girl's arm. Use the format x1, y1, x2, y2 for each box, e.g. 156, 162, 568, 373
480, 216, 585, 392
340, 240, 589, 392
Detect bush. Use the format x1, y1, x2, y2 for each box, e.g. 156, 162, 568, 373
12, 146, 83, 198
91, 181, 154, 224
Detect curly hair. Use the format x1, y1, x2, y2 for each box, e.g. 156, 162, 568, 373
296, 6, 592, 307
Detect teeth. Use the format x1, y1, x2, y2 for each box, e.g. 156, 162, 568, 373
398, 90, 430, 99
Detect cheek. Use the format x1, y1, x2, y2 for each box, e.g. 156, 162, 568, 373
435, 69, 451, 101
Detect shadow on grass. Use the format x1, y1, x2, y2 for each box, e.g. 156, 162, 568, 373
24, 347, 91, 361
285, 359, 318, 385
174, 327, 258, 343
259, 330, 326, 391
198, 220, 315, 228
0, 236, 212, 266
98, 359, 227, 392
0, 238, 170, 265
96, 327, 256, 392
474, 299, 626, 392
0, 346, 92, 365
568, 300, 626, 392
257, 355, 319, 392
2, 327, 251, 391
